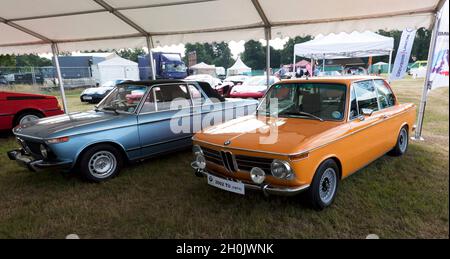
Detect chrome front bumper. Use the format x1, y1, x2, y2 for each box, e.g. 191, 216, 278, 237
7, 149, 72, 172
191, 162, 309, 197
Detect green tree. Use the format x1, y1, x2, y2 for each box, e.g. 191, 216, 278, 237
15, 54, 52, 67
185, 42, 233, 68
0, 55, 16, 67
211, 42, 234, 68
117, 48, 146, 63
241, 40, 266, 70
280, 36, 313, 65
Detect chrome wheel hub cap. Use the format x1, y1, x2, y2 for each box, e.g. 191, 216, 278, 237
19, 114, 39, 125
399, 128, 408, 153
88, 151, 117, 178
319, 168, 337, 204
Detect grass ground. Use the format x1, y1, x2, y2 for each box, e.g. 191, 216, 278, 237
0, 78, 448, 239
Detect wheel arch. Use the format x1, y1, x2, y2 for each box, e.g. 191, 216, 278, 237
73, 141, 130, 169
13, 108, 45, 125
315, 154, 343, 180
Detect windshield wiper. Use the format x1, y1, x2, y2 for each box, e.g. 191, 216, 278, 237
102, 106, 119, 115
279, 111, 324, 122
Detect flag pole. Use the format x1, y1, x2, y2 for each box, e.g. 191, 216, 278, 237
413, 13, 440, 141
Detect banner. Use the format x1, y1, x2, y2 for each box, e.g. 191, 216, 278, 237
389, 28, 417, 81
430, 0, 449, 90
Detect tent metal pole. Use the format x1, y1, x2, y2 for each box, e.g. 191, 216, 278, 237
146, 36, 156, 80
387, 50, 393, 80
265, 27, 271, 87
293, 53, 296, 76
51, 43, 68, 114
414, 13, 440, 141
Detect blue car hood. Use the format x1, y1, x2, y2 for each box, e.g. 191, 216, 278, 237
13, 111, 132, 139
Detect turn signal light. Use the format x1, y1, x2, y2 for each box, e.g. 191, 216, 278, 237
46, 137, 70, 144
289, 152, 309, 161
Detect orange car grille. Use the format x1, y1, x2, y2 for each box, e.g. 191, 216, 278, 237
203, 147, 273, 175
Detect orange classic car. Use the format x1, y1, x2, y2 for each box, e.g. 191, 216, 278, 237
191, 76, 416, 210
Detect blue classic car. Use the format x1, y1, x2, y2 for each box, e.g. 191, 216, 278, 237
7, 80, 258, 182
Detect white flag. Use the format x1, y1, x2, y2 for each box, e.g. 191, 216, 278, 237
430, 0, 449, 90
389, 28, 417, 81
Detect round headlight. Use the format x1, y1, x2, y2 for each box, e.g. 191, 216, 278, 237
192, 145, 203, 156
195, 154, 206, 170
40, 144, 48, 158
250, 167, 266, 184
271, 160, 293, 179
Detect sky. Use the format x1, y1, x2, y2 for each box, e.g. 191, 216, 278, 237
40, 38, 289, 60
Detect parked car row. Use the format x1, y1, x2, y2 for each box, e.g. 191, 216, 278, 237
6, 76, 415, 210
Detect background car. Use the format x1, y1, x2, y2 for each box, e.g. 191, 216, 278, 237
216, 75, 250, 97
343, 66, 368, 75
185, 74, 222, 89
8, 80, 258, 182
0, 76, 8, 85
80, 79, 127, 104
0, 91, 64, 131
229, 76, 279, 99
408, 61, 428, 78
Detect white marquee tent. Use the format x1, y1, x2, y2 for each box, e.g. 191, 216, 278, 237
0, 0, 446, 140
294, 31, 394, 60
92, 56, 140, 85
227, 57, 252, 76
190, 62, 216, 76
293, 31, 395, 76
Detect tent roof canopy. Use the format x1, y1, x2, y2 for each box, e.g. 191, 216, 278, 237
97, 56, 138, 66
0, 0, 445, 55
228, 57, 251, 70
294, 31, 395, 59
190, 62, 215, 69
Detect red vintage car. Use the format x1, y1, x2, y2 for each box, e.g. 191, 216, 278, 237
0, 91, 64, 131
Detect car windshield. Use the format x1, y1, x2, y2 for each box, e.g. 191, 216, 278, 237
258, 83, 347, 121
165, 63, 187, 73
97, 84, 148, 114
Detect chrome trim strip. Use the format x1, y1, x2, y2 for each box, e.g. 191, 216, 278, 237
193, 107, 414, 157
192, 163, 310, 196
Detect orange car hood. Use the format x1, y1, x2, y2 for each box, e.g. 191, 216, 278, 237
195, 115, 346, 155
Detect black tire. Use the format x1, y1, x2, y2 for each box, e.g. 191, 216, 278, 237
307, 159, 340, 211
388, 126, 409, 157
78, 144, 123, 183
14, 110, 43, 126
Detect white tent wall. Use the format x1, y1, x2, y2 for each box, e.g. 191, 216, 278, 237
93, 57, 140, 85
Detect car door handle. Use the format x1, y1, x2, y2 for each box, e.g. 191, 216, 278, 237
382, 115, 389, 119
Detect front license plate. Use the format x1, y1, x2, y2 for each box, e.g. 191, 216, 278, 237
83, 96, 93, 100
207, 174, 245, 195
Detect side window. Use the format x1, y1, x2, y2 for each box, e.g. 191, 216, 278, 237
349, 86, 359, 120
140, 89, 156, 113
140, 84, 190, 113
354, 80, 379, 113
374, 80, 396, 109
188, 84, 206, 106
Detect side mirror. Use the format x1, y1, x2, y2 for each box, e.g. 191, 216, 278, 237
361, 108, 374, 116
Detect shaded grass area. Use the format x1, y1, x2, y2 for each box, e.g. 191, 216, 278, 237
0, 79, 448, 238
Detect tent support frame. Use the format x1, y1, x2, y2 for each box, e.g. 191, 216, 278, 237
387, 49, 393, 80
146, 36, 156, 80
265, 27, 271, 87
51, 43, 69, 114
413, 12, 440, 141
